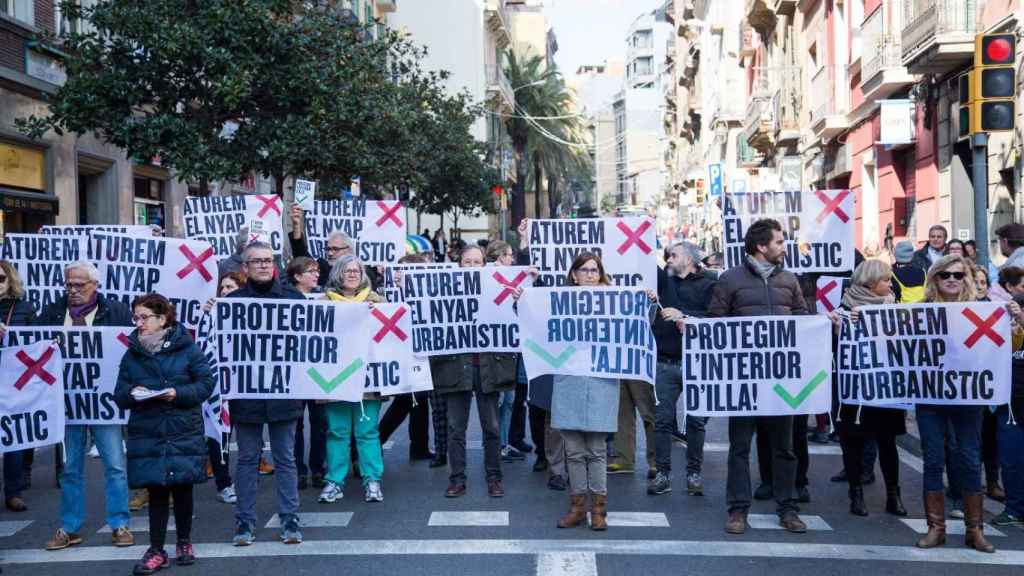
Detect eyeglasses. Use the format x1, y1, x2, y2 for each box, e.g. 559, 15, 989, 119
0, 275, 7, 282
245, 258, 275, 267
936, 271, 966, 280
577, 267, 601, 275
132, 314, 156, 324
325, 246, 350, 253
343, 270, 362, 276
65, 281, 94, 291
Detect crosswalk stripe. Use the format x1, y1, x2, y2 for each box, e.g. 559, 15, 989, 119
265, 512, 352, 529
428, 511, 509, 526
0, 520, 33, 538
702, 442, 843, 456
585, 512, 669, 527
899, 519, 1006, 537
98, 516, 177, 534
536, 551, 598, 576
747, 514, 832, 531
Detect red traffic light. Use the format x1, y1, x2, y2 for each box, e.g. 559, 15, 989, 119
491, 185, 504, 197
981, 34, 1016, 65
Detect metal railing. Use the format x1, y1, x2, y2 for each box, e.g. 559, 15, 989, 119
811, 65, 848, 123
485, 64, 514, 106
861, 3, 905, 85
901, 0, 975, 60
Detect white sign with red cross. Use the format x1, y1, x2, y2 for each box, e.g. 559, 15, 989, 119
815, 276, 847, 313
183, 195, 285, 258
362, 302, 432, 396
0, 340, 65, 452
302, 199, 407, 265
527, 217, 657, 290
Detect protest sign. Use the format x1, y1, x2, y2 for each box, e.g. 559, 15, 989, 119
195, 313, 230, 444
518, 287, 657, 385
211, 298, 372, 401
294, 179, 317, 211
303, 199, 406, 265
40, 224, 153, 238
182, 195, 285, 257
527, 218, 657, 289
0, 341, 65, 453
4, 327, 130, 425
836, 302, 1011, 406
1, 234, 87, 313
815, 276, 847, 313
722, 190, 854, 273
362, 302, 433, 396
89, 232, 217, 329
681, 315, 833, 416
403, 266, 532, 355
380, 262, 456, 303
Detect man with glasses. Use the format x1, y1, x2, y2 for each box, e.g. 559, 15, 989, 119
290, 205, 353, 289
34, 261, 134, 551
224, 242, 307, 546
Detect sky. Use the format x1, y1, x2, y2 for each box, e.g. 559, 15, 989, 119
546, 0, 664, 75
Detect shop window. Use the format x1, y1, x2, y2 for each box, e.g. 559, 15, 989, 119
133, 176, 165, 228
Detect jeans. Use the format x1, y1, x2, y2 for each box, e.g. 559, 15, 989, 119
916, 405, 983, 493
611, 379, 655, 469
653, 361, 708, 475
445, 368, 502, 484
60, 425, 130, 534
294, 401, 327, 478
3, 450, 26, 498
996, 406, 1023, 516
498, 390, 515, 447
148, 484, 193, 550
727, 416, 797, 515
234, 421, 299, 527
324, 400, 384, 485
561, 430, 607, 495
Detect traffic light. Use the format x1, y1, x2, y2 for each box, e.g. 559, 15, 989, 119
958, 73, 970, 139
967, 33, 1016, 133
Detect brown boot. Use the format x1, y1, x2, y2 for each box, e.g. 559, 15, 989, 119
964, 492, 996, 553
557, 494, 587, 528
916, 491, 946, 548
986, 479, 1006, 502
590, 493, 608, 531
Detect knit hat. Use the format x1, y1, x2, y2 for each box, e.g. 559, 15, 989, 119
893, 240, 915, 264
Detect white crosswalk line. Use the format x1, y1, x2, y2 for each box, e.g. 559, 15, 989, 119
0, 520, 32, 537
99, 516, 177, 533
428, 511, 509, 526
897, 448, 1002, 514
536, 551, 598, 576
747, 514, 832, 531
585, 512, 670, 527
382, 440, 395, 450
702, 442, 842, 455
899, 519, 1006, 537
264, 512, 352, 528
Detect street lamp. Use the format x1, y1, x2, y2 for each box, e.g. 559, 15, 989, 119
513, 79, 547, 93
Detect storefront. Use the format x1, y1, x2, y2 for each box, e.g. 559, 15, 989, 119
0, 140, 58, 235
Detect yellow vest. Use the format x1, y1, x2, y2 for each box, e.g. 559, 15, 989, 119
892, 275, 925, 303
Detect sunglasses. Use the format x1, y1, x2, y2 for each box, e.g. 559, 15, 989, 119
936, 271, 966, 280
0, 275, 7, 282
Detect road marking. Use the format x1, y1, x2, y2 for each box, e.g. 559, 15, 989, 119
747, 514, 832, 531
3, 538, 1023, 566
384, 440, 482, 450
428, 511, 509, 527
702, 442, 843, 456
0, 520, 32, 537
537, 552, 598, 576
585, 512, 669, 527
899, 519, 1006, 537
99, 516, 177, 533
265, 513, 352, 529
897, 447, 1002, 514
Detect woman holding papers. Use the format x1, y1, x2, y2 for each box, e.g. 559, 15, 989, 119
113, 293, 215, 574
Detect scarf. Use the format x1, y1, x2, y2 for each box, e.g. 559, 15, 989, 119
138, 327, 171, 354
69, 294, 99, 326
248, 278, 276, 296
325, 287, 371, 303
841, 284, 895, 309
746, 255, 777, 280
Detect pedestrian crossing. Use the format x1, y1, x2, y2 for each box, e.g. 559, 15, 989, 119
0, 521, 32, 538
98, 516, 180, 533
900, 519, 1007, 538
265, 512, 352, 528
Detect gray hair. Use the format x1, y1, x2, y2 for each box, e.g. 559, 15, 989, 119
670, 241, 702, 265
64, 261, 100, 282
326, 254, 369, 293
327, 231, 352, 246
242, 241, 274, 260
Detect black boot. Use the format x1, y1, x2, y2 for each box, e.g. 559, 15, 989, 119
849, 487, 868, 516
885, 485, 907, 516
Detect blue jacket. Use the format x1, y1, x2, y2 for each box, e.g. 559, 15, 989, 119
113, 324, 214, 489
550, 375, 620, 433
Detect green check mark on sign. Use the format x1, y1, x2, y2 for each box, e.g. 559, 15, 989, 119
308, 358, 365, 394
524, 339, 576, 368
773, 370, 828, 409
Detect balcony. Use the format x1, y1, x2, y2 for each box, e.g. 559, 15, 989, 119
745, 0, 777, 35
375, 0, 397, 13
484, 0, 512, 48
810, 66, 850, 141
774, 66, 802, 143
772, 0, 797, 16
901, 0, 976, 74
743, 73, 775, 153
485, 64, 515, 112
738, 139, 766, 168
860, 3, 915, 107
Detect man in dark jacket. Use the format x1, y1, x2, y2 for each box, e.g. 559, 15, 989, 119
224, 241, 306, 546
912, 225, 947, 272
995, 294, 1024, 527
33, 261, 135, 551
648, 241, 716, 498
707, 219, 809, 535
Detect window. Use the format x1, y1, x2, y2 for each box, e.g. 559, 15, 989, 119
1, 0, 34, 26
56, 0, 98, 36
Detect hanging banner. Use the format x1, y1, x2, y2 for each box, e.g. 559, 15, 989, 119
815, 275, 848, 313
0, 341, 65, 453
0, 234, 87, 313
182, 195, 285, 257
40, 224, 153, 238
402, 266, 533, 356
527, 217, 657, 289
380, 262, 457, 303
837, 303, 1011, 406
303, 200, 407, 265
681, 315, 833, 416
360, 302, 433, 396
518, 287, 657, 385
4, 327, 130, 425
722, 191, 854, 273
212, 298, 372, 401
89, 232, 217, 329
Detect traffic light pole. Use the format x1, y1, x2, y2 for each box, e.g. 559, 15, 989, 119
972, 132, 990, 269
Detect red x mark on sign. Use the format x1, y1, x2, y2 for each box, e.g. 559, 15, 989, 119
493, 271, 528, 306
372, 307, 408, 343
117, 333, 131, 347
616, 220, 653, 255
375, 201, 403, 228
816, 280, 839, 312
176, 245, 215, 282
815, 190, 851, 224
963, 307, 1006, 348
254, 195, 282, 218
14, 347, 56, 390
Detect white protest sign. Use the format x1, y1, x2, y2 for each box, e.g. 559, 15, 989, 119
294, 179, 317, 211
722, 190, 854, 273
380, 262, 456, 303
360, 302, 433, 396
40, 225, 153, 238
528, 218, 657, 289
0, 341, 65, 452
4, 327, 131, 425
837, 302, 1011, 406
89, 232, 217, 329
518, 287, 657, 385
403, 266, 532, 356
0, 234, 87, 313
815, 276, 847, 313
681, 315, 833, 416
183, 195, 285, 257
195, 312, 230, 443
303, 199, 407, 265
212, 298, 372, 401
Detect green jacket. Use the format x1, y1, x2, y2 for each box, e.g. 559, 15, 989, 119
430, 353, 517, 395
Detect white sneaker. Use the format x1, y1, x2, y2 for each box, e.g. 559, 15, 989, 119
364, 481, 383, 503
218, 485, 237, 504
318, 482, 343, 504
87, 445, 100, 458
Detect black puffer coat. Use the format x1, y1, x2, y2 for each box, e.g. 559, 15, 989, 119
113, 323, 214, 489
0, 297, 37, 327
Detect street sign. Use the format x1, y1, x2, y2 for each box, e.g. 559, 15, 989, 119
709, 164, 722, 197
